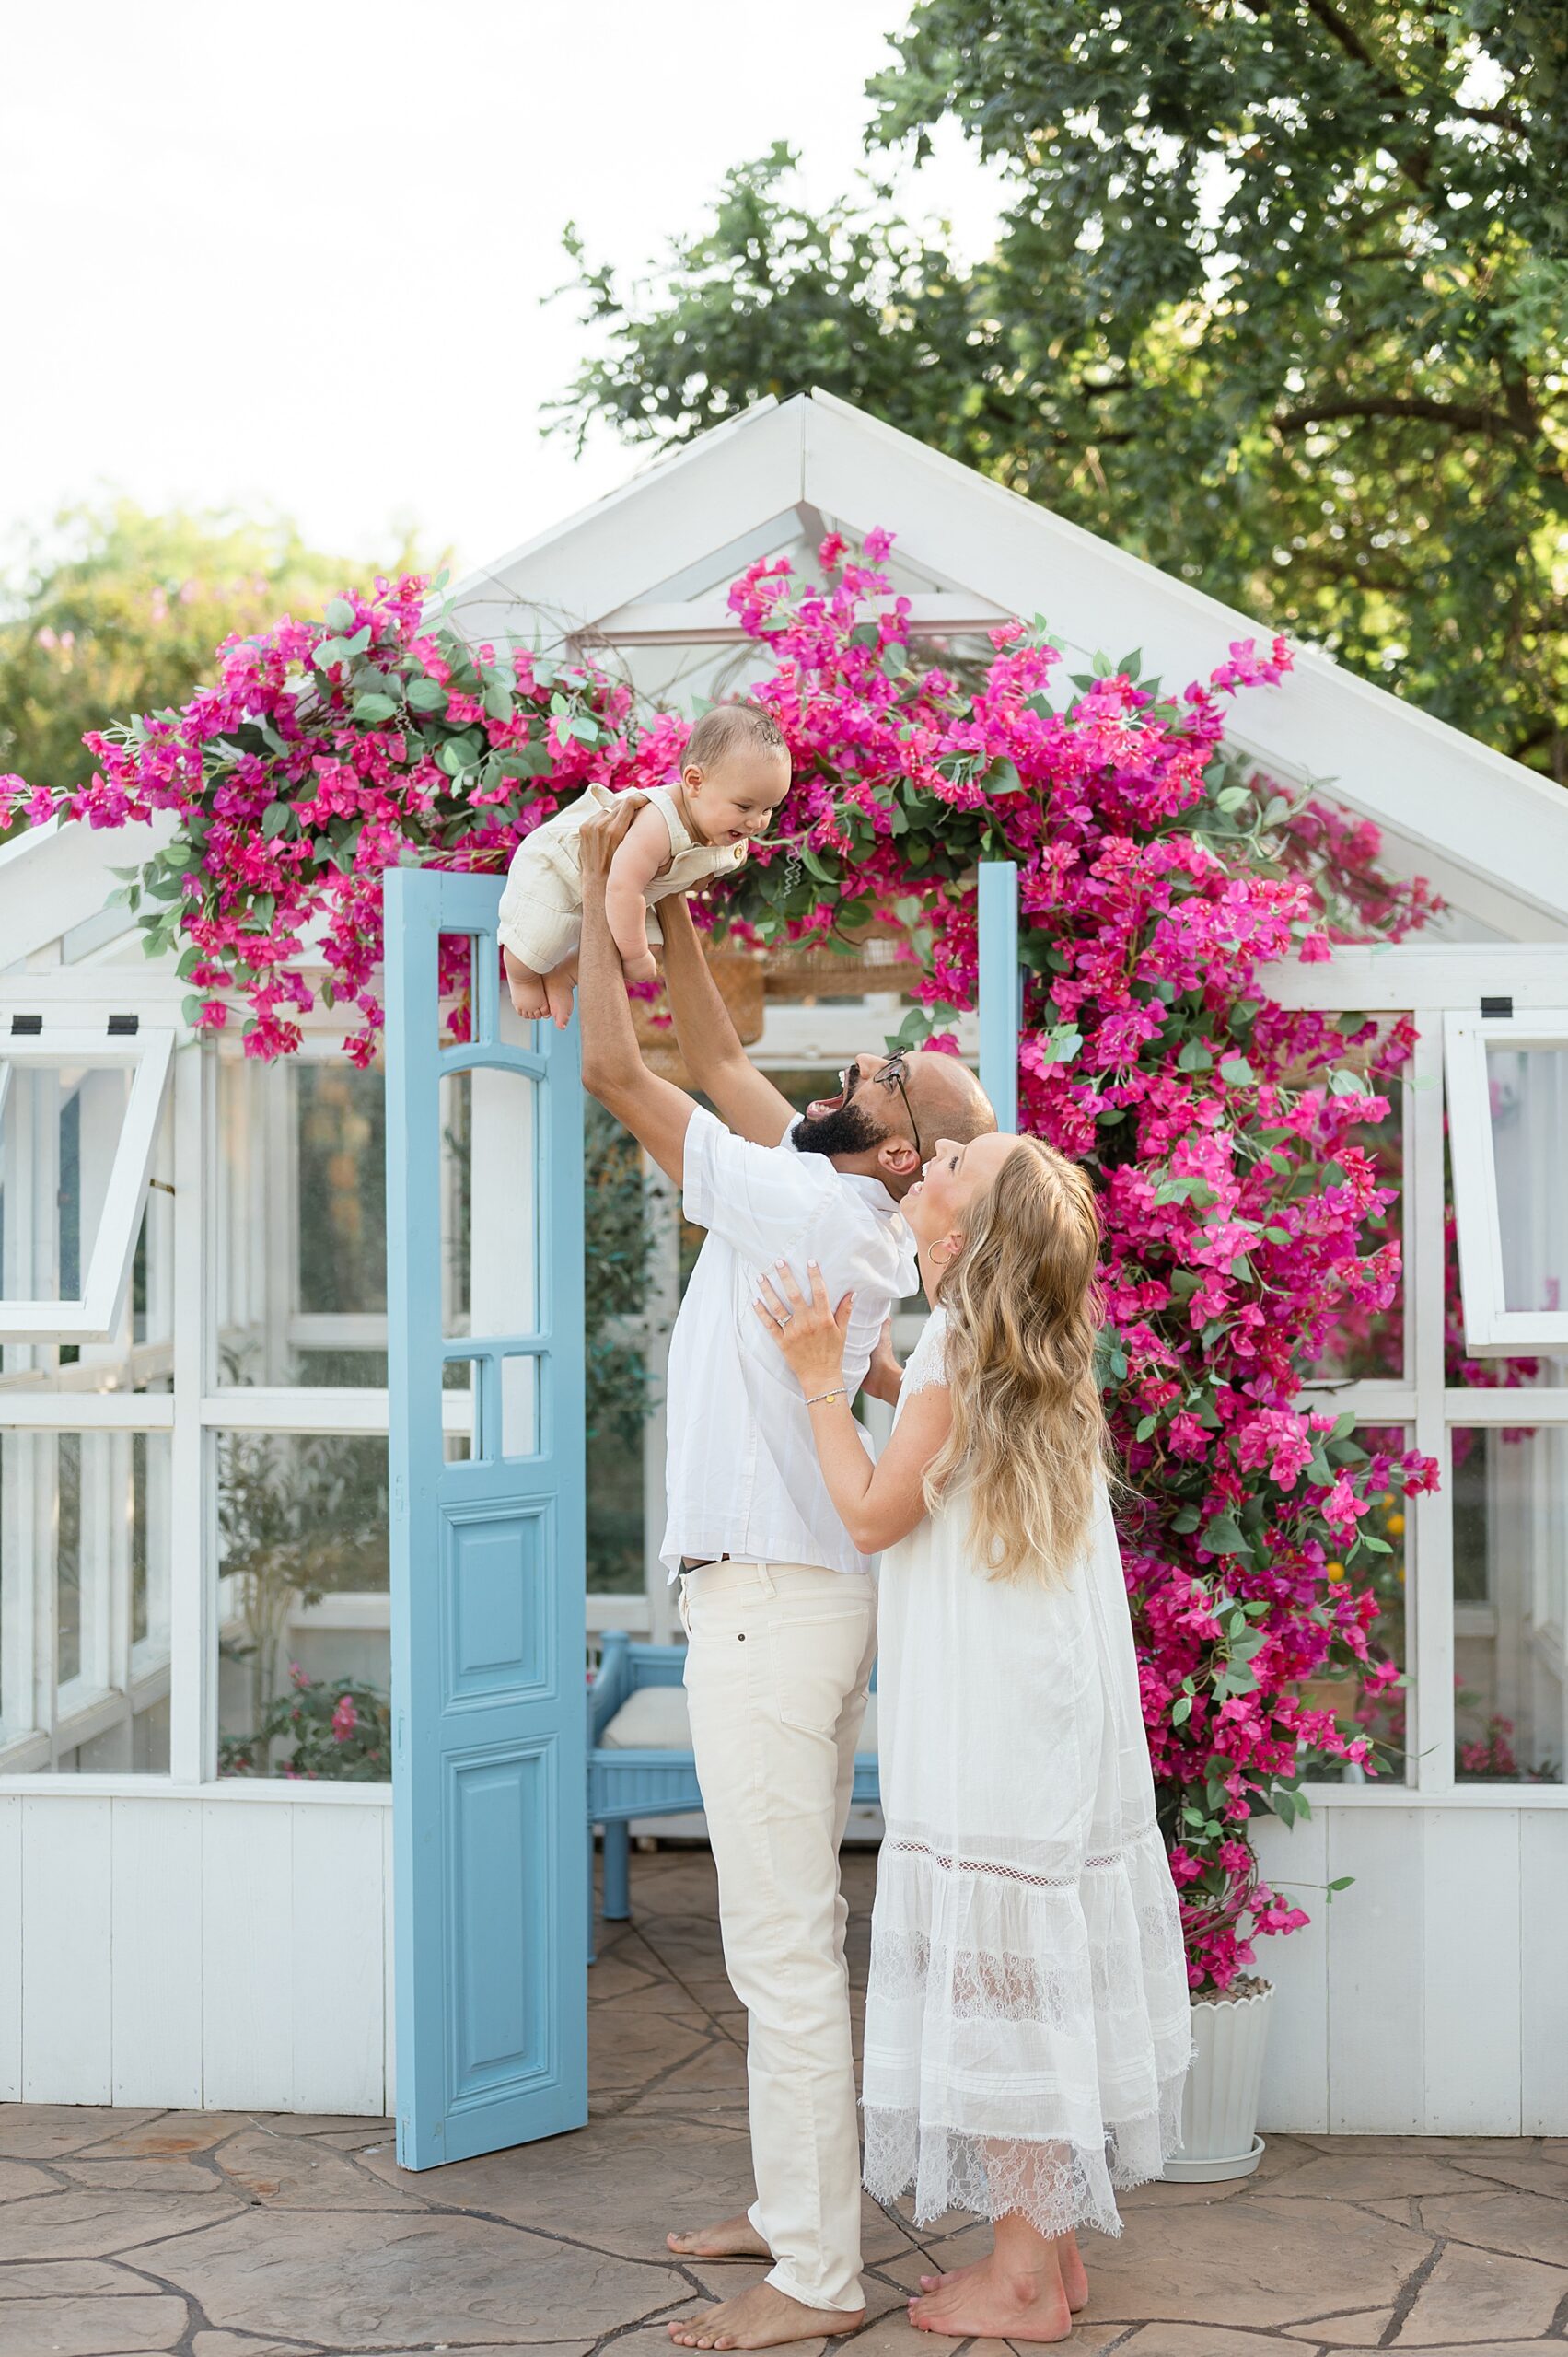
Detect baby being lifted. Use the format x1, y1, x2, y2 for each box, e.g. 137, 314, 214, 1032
499, 703, 792, 1026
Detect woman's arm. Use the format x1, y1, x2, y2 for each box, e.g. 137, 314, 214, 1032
754, 1262, 949, 1553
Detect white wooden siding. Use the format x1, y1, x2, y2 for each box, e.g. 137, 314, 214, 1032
0, 1786, 391, 2115
1254, 1805, 1567, 2133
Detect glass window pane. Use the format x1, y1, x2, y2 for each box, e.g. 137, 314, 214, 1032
1486, 1046, 1568, 1314
0, 1428, 171, 1773
1305, 1424, 1411, 1784
1300, 1043, 1405, 1383
216, 1430, 389, 1782
216, 1052, 388, 1387
1453, 1423, 1567, 1782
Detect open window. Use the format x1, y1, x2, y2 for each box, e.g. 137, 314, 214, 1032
1446, 1009, 1568, 1354
0, 1026, 174, 1343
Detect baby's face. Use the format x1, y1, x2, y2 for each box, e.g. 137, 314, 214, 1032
684, 748, 792, 845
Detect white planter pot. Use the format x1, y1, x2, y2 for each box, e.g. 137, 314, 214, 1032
1163, 1980, 1274, 2182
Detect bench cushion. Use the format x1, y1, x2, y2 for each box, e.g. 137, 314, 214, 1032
601, 1687, 879, 1754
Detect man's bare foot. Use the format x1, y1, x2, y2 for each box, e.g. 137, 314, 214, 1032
666, 2213, 773, 2262
919, 2230, 1087, 2315
668, 2282, 864, 2349
908, 2249, 1072, 2341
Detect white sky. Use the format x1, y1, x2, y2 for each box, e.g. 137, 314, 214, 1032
3, 1, 1006, 580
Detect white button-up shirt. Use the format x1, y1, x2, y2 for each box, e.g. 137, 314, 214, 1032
661, 1108, 919, 1579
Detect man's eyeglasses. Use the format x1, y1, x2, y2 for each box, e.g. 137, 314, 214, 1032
839, 1055, 922, 1164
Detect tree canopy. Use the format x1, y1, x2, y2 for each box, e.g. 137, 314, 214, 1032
0, 503, 418, 798
556, 1, 1568, 776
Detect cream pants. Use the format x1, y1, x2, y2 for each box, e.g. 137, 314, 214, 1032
679, 1558, 877, 2316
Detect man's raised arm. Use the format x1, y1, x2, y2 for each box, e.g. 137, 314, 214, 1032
575, 802, 697, 1189
656, 893, 796, 1148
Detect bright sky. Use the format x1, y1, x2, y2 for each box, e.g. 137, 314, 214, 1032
3, 1, 1006, 581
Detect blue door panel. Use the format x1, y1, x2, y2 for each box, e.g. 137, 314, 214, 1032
385, 866, 587, 2171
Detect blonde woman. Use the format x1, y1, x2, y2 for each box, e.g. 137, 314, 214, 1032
753, 1132, 1191, 2343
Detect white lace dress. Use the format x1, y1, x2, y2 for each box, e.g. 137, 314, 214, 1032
862, 1306, 1191, 2241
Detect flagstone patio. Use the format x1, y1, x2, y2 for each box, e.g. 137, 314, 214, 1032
1, 1846, 1564, 2357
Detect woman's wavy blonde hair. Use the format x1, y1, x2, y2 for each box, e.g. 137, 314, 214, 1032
923, 1135, 1109, 1582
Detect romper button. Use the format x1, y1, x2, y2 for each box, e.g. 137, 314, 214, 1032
738, 1633, 746, 1643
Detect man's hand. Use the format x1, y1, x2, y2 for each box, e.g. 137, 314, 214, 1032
578, 793, 645, 890
862, 1317, 903, 1406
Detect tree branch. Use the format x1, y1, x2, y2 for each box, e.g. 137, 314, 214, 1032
1272, 395, 1521, 436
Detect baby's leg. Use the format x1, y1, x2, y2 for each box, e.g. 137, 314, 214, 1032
543, 955, 578, 1031
505, 948, 551, 1023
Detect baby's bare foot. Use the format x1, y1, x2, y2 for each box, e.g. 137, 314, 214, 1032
666, 2214, 772, 2262
668, 2282, 862, 2348
507, 963, 550, 1022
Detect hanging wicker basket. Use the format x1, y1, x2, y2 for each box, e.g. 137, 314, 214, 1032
633, 946, 764, 1086
761, 919, 919, 1002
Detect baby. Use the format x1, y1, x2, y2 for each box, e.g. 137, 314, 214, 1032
498, 703, 792, 1026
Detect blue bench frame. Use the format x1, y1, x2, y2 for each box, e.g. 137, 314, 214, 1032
587, 1631, 881, 1931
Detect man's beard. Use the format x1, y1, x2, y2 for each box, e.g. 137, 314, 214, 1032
790, 1099, 889, 1159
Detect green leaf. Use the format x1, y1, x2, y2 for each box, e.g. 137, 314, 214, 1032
1135, 1414, 1158, 1441
1219, 1055, 1254, 1085
323, 597, 355, 633
352, 692, 398, 726
880, 642, 909, 678
405, 676, 448, 714
1178, 1037, 1214, 1073
1330, 1067, 1370, 1097
1171, 1695, 1192, 1725
1201, 1512, 1249, 1556
483, 682, 514, 723
261, 801, 292, 839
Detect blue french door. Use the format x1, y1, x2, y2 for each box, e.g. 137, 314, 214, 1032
384, 869, 587, 2170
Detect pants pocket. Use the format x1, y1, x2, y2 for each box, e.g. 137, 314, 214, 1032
769, 1606, 874, 1738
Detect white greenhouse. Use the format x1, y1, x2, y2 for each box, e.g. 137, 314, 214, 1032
1, 391, 1565, 2139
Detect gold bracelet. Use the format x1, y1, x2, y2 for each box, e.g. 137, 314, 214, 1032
806, 1389, 844, 1408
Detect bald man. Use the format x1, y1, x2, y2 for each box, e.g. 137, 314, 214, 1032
574, 799, 995, 2351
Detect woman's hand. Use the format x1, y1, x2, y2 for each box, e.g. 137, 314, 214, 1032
753, 1260, 852, 1394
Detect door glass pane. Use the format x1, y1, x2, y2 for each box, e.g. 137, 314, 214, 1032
1453, 1422, 1567, 1782
215, 1430, 390, 1781
0, 1428, 172, 1773
1487, 1046, 1568, 1313
216, 1052, 388, 1387
0, 1059, 134, 1306
439, 1067, 538, 1344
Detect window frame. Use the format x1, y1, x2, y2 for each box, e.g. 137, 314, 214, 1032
0, 1027, 175, 1343
1446, 1008, 1568, 1354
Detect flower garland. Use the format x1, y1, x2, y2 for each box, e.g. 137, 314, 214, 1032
1, 536, 1441, 1991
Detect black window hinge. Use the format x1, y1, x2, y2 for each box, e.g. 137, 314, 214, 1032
1481, 996, 1513, 1019
107, 1013, 139, 1036
10, 1014, 41, 1035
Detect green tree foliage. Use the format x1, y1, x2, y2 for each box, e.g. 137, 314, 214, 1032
0, 502, 417, 795
557, 4, 1568, 774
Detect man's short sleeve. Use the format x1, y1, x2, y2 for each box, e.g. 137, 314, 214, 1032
683, 1105, 829, 1264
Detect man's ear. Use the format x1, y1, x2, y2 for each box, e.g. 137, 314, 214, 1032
877, 1136, 922, 1178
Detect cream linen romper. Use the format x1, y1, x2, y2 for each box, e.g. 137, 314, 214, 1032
496, 784, 749, 973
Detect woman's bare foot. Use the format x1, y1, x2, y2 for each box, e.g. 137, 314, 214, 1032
908, 2248, 1072, 2341
668, 2282, 863, 2348
666, 2213, 773, 2262
919, 2229, 1087, 2315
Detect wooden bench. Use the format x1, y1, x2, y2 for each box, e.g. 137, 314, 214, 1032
588, 1630, 881, 1932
